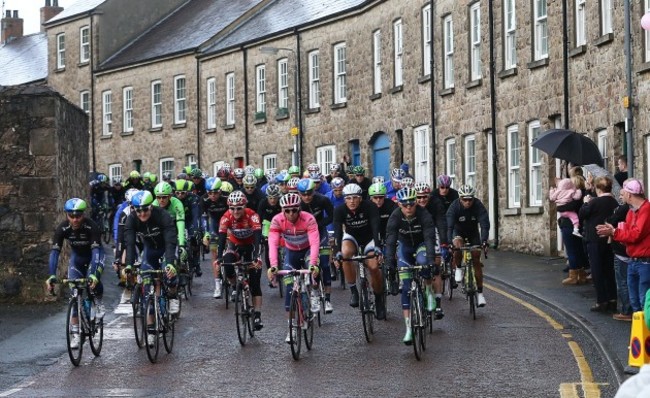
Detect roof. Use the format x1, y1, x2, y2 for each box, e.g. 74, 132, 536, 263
99, 0, 265, 70
0, 33, 48, 86
202, 0, 367, 55
45, 0, 107, 25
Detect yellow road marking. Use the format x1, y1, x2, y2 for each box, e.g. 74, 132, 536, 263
484, 283, 563, 330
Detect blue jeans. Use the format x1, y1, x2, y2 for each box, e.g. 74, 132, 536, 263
560, 225, 588, 270
613, 256, 632, 314
627, 260, 650, 312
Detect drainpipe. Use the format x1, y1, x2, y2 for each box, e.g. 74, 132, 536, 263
624, 0, 634, 177
195, 57, 201, 168
430, 0, 436, 179
295, 30, 303, 170
243, 47, 249, 164
562, 0, 569, 129
488, 0, 499, 248
90, 13, 96, 172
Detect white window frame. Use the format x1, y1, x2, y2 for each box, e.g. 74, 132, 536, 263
80, 90, 90, 114
174, 75, 187, 124
464, 134, 476, 189
109, 164, 122, 185
151, 80, 162, 128
422, 6, 432, 76
79, 26, 90, 63
226, 73, 235, 125
373, 30, 382, 94
278, 58, 289, 110
207, 77, 216, 129
187, 154, 197, 170
646, 0, 650, 62
263, 154, 277, 172
394, 19, 403, 87
576, 0, 586, 47
414, 125, 431, 185
445, 138, 456, 186
443, 15, 454, 89
308, 51, 320, 108
123, 86, 133, 133
470, 3, 481, 81
317, 145, 336, 174
597, 130, 608, 167
334, 43, 347, 104
102, 90, 112, 136
528, 121, 543, 207
504, 0, 517, 69
160, 157, 175, 180
213, 161, 225, 177
601, 0, 612, 35
256, 65, 266, 114
56, 33, 65, 69
534, 0, 548, 60
507, 125, 521, 208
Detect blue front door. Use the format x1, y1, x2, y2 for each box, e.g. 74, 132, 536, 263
372, 133, 390, 181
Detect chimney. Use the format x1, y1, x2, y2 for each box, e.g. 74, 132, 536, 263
40, 0, 64, 32
1, 10, 23, 44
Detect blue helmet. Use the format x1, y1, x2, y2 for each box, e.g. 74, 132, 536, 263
296, 178, 316, 194
64, 198, 87, 213
131, 190, 154, 207
396, 187, 417, 203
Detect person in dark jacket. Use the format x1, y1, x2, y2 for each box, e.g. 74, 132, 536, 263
607, 198, 632, 320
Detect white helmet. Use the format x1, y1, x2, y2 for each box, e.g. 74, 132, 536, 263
125, 188, 139, 203
342, 183, 363, 197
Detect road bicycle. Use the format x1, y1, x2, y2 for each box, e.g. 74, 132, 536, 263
222, 260, 257, 346
140, 269, 175, 363
98, 205, 112, 245
440, 250, 454, 300
399, 263, 431, 360
276, 268, 315, 360
340, 253, 376, 343
328, 231, 346, 289
457, 244, 486, 320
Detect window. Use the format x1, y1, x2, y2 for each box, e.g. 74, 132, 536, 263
317, 145, 336, 173
443, 15, 454, 89
213, 161, 224, 177
507, 125, 521, 208
256, 65, 266, 114
278, 59, 289, 110
646, 1, 650, 62
534, 0, 548, 60
56, 33, 65, 69
469, 3, 481, 81
160, 157, 175, 180
422, 6, 432, 76
394, 19, 403, 87
226, 73, 235, 125
174, 75, 187, 124
187, 154, 197, 170
576, 0, 586, 47
601, 0, 612, 35
207, 77, 216, 129
80, 91, 90, 114
151, 80, 162, 128
414, 125, 430, 184
373, 31, 382, 94
102, 90, 112, 135
597, 130, 608, 166
263, 154, 277, 172
445, 138, 456, 186
308, 51, 320, 108
504, 0, 517, 69
334, 43, 347, 104
528, 121, 543, 207
123, 87, 133, 133
109, 164, 122, 184
79, 26, 90, 63
464, 135, 476, 188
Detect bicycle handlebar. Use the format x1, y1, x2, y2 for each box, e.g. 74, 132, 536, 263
276, 269, 312, 276
338, 254, 377, 262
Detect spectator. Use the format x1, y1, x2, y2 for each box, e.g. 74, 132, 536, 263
550, 177, 583, 237
608, 196, 632, 321
615, 155, 629, 187
559, 167, 590, 285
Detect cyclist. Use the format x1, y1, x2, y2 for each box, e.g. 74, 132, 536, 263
175, 179, 203, 277
258, 184, 283, 283
217, 191, 264, 330
153, 182, 187, 270
47, 198, 105, 349
254, 168, 267, 189
123, 170, 143, 190
415, 181, 450, 290
325, 177, 346, 211
142, 172, 157, 196
200, 177, 229, 298
446, 184, 490, 307
288, 165, 301, 179
287, 177, 300, 194
385, 187, 440, 344
266, 193, 321, 343
297, 178, 334, 313
90, 173, 111, 226
369, 182, 398, 295
385, 168, 405, 200
191, 168, 207, 197
432, 174, 459, 212
124, 191, 180, 320
232, 168, 246, 191
242, 174, 264, 211
352, 166, 371, 199
113, 187, 139, 301
333, 183, 386, 319
310, 171, 331, 195
327, 163, 349, 184
109, 177, 125, 210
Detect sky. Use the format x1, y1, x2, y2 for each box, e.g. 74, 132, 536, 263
3, 0, 74, 35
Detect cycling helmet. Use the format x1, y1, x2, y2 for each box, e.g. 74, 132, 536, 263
206, 177, 222, 192
125, 188, 139, 203
177, 172, 188, 180
296, 178, 316, 193
233, 168, 245, 179
129, 170, 141, 179
191, 168, 203, 179
222, 163, 232, 173
401, 177, 415, 188
414, 182, 431, 195
112, 176, 122, 185
330, 177, 345, 189
353, 165, 365, 176
436, 174, 453, 188
175, 179, 192, 192
391, 168, 405, 182
244, 165, 255, 175
148, 174, 158, 184
396, 187, 417, 203
307, 163, 320, 173
279, 193, 301, 208
220, 181, 234, 194
458, 184, 476, 199
227, 191, 248, 207
342, 183, 363, 197
275, 172, 291, 184
64, 198, 87, 213
242, 174, 257, 188
142, 172, 152, 181
288, 165, 300, 175
368, 182, 387, 196
287, 177, 301, 191
131, 190, 154, 207
309, 171, 322, 182
254, 168, 264, 179
162, 171, 173, 182
265, 184, 282, 199
372, 176, 385, 184
97, 174, 108, 183
183, 166, 194, 175
154, 182, 173, 196
330, 164, 341, 172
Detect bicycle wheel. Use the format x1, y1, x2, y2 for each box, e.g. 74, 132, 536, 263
144, 296, 160, 363
224, 278, 230, 310
102, 216, 111, 244
186, 267, 194, 297
360, 279, 374, 343
317, 280, 324, 327
163, 300, 174, 353
444, 263, 454, 301
278, 274, 284, 298
288, 291, 302, 360
469, 292, 476, 320
304, 307, 314, 350
246, 290, 255, 338
235, 284, 248, 346
410, 291, 423, 361
89, 313, 104, 356
66, 299, 83, 366
132, 285, 145, 348
420, 294, 427, 351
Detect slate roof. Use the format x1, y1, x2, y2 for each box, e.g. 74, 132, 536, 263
46, 0, 107, 25
0, 33, 48, 86
202, 0, 367, 55
100, 0, 265, 70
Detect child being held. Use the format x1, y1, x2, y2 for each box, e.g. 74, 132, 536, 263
550, 178, 583, 237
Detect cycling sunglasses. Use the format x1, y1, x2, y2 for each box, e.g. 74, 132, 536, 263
283, 207, 300, 214
134, 205, 152, 213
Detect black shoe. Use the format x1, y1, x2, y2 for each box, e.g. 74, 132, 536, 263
389, 279, 400, 296
435, 307, 445, 320
349, 286, 359, 308
268, 282, 276, 288
195, 267, 202, 277
254, 314, 263, 331
451, 280, 458, 289
147, 324, 156, 335
375, 294, 386, 320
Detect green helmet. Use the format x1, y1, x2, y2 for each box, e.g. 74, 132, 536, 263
154, 182, 173, 196
142, 172, 152, 181
206, 177, 222, 192
368, 182, 387, 196
353, 165, 365, 176
149, 174, 157, 184
288, 165, 300, 175
254, 168, 264, 179
64, 198, 87, 213
175, 179, 192, 192
129, 170, 141, 179
183, 166, 194, 175
220, 181, 234, 194
191, 168, 203, 179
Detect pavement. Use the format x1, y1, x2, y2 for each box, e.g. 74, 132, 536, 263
0, 249, 633, 385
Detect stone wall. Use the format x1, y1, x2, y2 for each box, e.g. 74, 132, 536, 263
0, 86, 88, 302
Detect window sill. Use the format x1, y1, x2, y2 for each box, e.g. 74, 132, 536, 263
502, 208, 521, 216
498, 67, 517, 79
330, 102, 347, 110
418, 74, 431, 84
149, 127, 163, 133
637, 62, 650, 75
522, 206, 543, 215
369, 93, 382, 101
100, 133, 112, 140
439, 87, 454, 97
569, 45, 586, 58
465, 79, 481, 89
254, 117, 267, 125
77, 61, 90, 68
305, 107, 320, 114
172, 123, 186, 129
275, 114, 289, 121
527, 58, 549, 70
594, 33, 613, 47
54, 67, 66, 73
390, 85, 403, 94
205, 128, 216, 134
223, 124, 235, 130
120, 131, 134, 137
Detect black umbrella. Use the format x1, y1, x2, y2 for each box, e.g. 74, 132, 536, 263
531, 128, 604, 167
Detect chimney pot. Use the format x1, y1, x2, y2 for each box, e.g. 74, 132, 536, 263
12, 11, 18, 19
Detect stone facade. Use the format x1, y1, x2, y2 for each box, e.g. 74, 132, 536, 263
0, 86, 89, 302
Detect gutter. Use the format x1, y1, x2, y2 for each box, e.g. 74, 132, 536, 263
90, 13, 96, 172
624, 0, 634, 176
429, 0, 436, 179
488, 0, 499, 248
562, 0, 569, 129
296, 29, 303, 170
243, 47, 249, 164
196, 57, 201, 168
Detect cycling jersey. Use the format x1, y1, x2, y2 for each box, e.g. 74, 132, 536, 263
268, 211, 320, 267
217, 208, 262, 258
124, 206, 177, 267
423, 197, 449, 245
300, 192, 333, 232
153, 196, 186, 246
376, 199, 397, 244
244, 188, 265, 212
384, 206, 437, 268
49, 218, 103, 276
109, 186, 125, 209
432, 187, 459, 212
200, 194, 228, 235
333, 200, 381, 253
257, 198, 281, 237
193, 178, 207, 197
446, 197, 490, 245
178, 192, 201, 237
